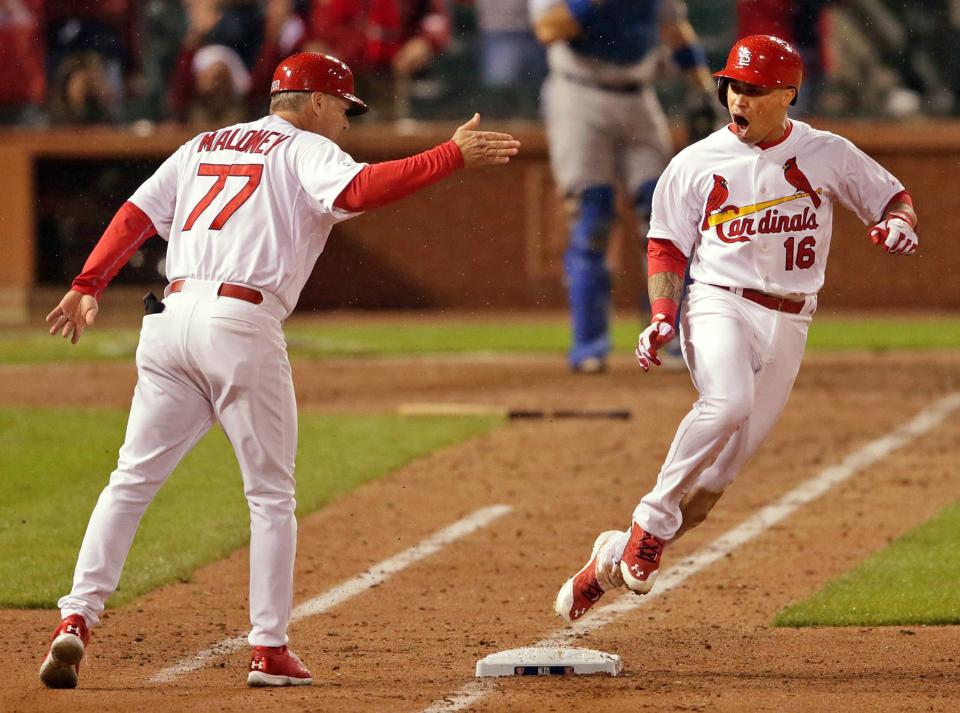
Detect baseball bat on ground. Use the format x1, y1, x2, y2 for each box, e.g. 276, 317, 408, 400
397, 403, 631, 420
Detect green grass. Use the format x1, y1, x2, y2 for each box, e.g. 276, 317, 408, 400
286, 320, 580, 356
4, 315, 960, 364
774, 501, 960, 627
0, 408, 500, 609
805, 317, 960, 351
0, 328, 142, 364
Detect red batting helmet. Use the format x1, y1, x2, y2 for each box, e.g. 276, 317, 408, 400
713, 35, 803, 107
270, 52, 368, 116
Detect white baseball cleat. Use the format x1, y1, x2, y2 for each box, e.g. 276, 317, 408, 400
247, 645, 312, 687
554, 530, 625, 622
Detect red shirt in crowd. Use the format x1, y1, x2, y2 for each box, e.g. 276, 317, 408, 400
736, 0, 832, 70
307, 0, 450, 73
0, 0, 45, 107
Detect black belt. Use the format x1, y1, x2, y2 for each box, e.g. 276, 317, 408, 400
560, 72, 644, 94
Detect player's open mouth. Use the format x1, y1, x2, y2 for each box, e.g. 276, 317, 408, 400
733, 114, 749, 129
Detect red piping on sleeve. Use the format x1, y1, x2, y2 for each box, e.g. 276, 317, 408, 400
71, 201, 157, 299
334, 141, 464, 212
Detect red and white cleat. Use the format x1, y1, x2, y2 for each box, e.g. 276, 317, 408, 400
554, 530, 625, 622
39, 614, 89, 689
247, 645, 312, 687
620, 521, 665, 594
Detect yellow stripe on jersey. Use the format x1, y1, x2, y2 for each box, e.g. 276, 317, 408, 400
707, 188, 823, 228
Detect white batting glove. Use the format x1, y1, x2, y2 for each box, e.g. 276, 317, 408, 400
869, 217, 918, 256
635, 316, 676, 372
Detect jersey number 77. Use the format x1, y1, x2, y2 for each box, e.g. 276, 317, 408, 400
182, 163, 264, 231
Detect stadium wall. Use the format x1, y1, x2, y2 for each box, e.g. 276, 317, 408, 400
0, 121, 956, 323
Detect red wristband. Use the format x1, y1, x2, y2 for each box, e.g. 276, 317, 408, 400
650, 298, 678, 325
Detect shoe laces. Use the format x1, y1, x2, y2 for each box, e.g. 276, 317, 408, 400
58, 615, 88, 643
580, 576, 605, 602
631, 530, 663, 564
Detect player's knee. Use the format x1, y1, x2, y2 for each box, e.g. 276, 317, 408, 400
700, 469, 737, 497
105, 467, 164, 505
568, 185, 615, 255
702, 391, 753, 432
244, 481, 296, 515
719, 394, 753, 431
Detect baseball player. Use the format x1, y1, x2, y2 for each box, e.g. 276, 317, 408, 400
39, 52, 519, 689
530, 0, 717, 373
556, 35, 918, 621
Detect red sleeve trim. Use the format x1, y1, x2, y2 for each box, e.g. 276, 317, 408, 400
334, 140, 464, 213
647, 238, 688, 279
886, 190, 912, 208
71, 201, 157, 299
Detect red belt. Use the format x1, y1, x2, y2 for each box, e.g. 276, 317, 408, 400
168, 279, 263, 305
712, 284, 805, 315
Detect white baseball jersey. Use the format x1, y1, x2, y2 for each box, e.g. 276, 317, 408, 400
649, 120, 904, 297
130, 114, 366, 315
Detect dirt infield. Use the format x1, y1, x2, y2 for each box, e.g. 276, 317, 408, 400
3, 349, 960, 712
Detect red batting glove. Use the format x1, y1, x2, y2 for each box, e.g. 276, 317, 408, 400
868, 213, 918, 256
635, 314, 676, 372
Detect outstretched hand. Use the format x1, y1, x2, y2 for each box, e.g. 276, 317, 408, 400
46, 290, 99, 345
451, 114, 521, 168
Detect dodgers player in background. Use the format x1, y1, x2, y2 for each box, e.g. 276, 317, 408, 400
555, 35, 919, 621
39, 52, 520, 689
531, 0, 716, 373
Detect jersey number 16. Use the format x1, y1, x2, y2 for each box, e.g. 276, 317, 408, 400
783, 235, 816, 271
182, 163, 264, 231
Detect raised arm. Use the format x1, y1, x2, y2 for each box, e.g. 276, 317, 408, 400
334, 114, 519, 212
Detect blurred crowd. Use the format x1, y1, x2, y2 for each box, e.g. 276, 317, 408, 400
0, 0, 465, 126
1, 0, 958, 129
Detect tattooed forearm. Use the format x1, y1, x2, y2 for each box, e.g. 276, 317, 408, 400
648, 271, 683, 305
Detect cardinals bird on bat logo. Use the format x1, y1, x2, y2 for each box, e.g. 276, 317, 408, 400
782, 157, 822, 208
702, 174, 738, 230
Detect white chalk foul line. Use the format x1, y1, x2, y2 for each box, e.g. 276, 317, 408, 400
421, 393, 960, 713
150, 504, 513, 684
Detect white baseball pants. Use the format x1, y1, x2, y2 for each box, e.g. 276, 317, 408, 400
59, 279, 298, 647
633, 282, 817, 540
